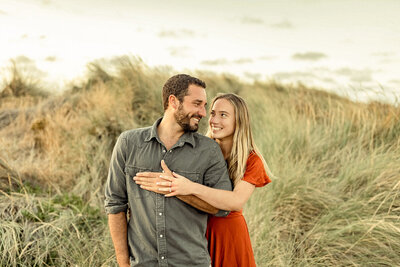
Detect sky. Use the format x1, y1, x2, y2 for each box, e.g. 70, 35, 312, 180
1, 0, 399, 102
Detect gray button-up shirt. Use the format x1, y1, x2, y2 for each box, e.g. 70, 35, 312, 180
105, 118, 232, 267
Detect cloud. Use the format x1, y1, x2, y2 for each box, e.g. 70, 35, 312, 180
240, 16, 264, 25
371, 52, 396, 63
41, 0, 52, 5
244, 72, 262, 80
321, 77, 337, 84
271, 20, 294, 29
158, 29, 195, 38
167, 46, 191, 57
335, 68, 373, 82
388, 79, 400, 85
233, 58, 253, 64
372, 52, 395, 57
258, 56, 276, 61
20, 34, 47, 40
292, 52, 327, 61
45, 56, 57, 62
274, 71, 317, 80
201, 58, 253, 66
14, 55, 35, 64
201, 58, 229, 66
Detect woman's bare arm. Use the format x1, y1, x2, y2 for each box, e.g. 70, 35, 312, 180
158, 173, 255, 211
133, 163, 219, 214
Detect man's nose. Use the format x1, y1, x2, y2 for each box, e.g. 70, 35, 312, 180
199, 106, 206, 118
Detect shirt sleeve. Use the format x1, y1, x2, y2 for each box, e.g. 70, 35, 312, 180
104, 133, 129, 214
203, 142, 233, 217
242, 152, 271, 187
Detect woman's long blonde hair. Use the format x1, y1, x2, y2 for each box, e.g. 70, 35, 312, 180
206, 93, 272, 187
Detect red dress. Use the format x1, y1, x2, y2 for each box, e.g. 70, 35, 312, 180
206, 151, 271, 267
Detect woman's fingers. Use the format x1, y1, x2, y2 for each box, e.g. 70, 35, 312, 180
136, 180, 157, 187
134, 176, 156, 183
161, 160, 173, 175
158, 186, 178, 197
134, 175, 173, 182
164, 191, 178, 197
156, 181, 172, 186
136, 172, 161, 177
140, 185, 154, 191
158, 187, 171, 192
159, 175, 174, 181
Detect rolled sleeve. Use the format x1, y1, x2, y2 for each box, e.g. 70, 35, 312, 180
104, 133, 129, 214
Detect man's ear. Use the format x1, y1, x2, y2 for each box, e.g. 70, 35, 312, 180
168, 95, 179, 110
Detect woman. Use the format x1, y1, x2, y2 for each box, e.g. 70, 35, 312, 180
137, 93, 271, 266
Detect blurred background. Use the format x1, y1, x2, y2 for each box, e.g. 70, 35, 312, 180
1, 1, 400, 266
1, 0, 399, 102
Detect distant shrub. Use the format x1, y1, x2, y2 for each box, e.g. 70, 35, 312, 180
0, 61, 49, 98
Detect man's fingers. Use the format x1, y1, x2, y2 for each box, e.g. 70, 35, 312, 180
161, 160, 173, 175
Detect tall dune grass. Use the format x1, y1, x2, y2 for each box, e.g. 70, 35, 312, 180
1, 56, 399, 266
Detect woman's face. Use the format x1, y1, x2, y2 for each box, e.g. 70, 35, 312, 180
209, 98, 236, 141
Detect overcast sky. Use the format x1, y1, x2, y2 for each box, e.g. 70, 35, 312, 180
1, 0, 399, 102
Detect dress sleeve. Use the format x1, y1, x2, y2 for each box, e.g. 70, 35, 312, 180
242, 151, 271, 187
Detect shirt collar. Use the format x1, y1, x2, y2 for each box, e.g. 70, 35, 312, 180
144, 117, 196, 148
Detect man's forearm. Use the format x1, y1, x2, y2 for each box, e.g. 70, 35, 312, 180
177, 195, 219, 215
108, 212, 130, 267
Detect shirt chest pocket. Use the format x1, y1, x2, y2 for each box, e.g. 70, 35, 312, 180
171, 169, 200, 183
125, 166, 153, 199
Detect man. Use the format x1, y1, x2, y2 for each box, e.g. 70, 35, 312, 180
104, 74, 232, 267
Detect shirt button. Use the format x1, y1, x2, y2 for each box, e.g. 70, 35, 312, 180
162, 149, 166, 153
160, 234, 163, 238
169, 150, 172, 153
161, 256, 165, 260
159, 212, 162, 216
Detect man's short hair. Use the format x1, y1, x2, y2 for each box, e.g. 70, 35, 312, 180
162, 74, 206, 110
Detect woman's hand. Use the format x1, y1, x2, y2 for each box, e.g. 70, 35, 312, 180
134, 160, 196, 197
134, 172, 167, 194
158, 172, 195, 197
134, 160, 174, 195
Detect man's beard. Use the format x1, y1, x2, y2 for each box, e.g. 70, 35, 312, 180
174, 104, 201, 132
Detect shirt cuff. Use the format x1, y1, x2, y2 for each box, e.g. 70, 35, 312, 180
213, 209, 230, 217
104, 203, 128, 214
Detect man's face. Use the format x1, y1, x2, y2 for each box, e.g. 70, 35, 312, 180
174, 84, 207, 132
